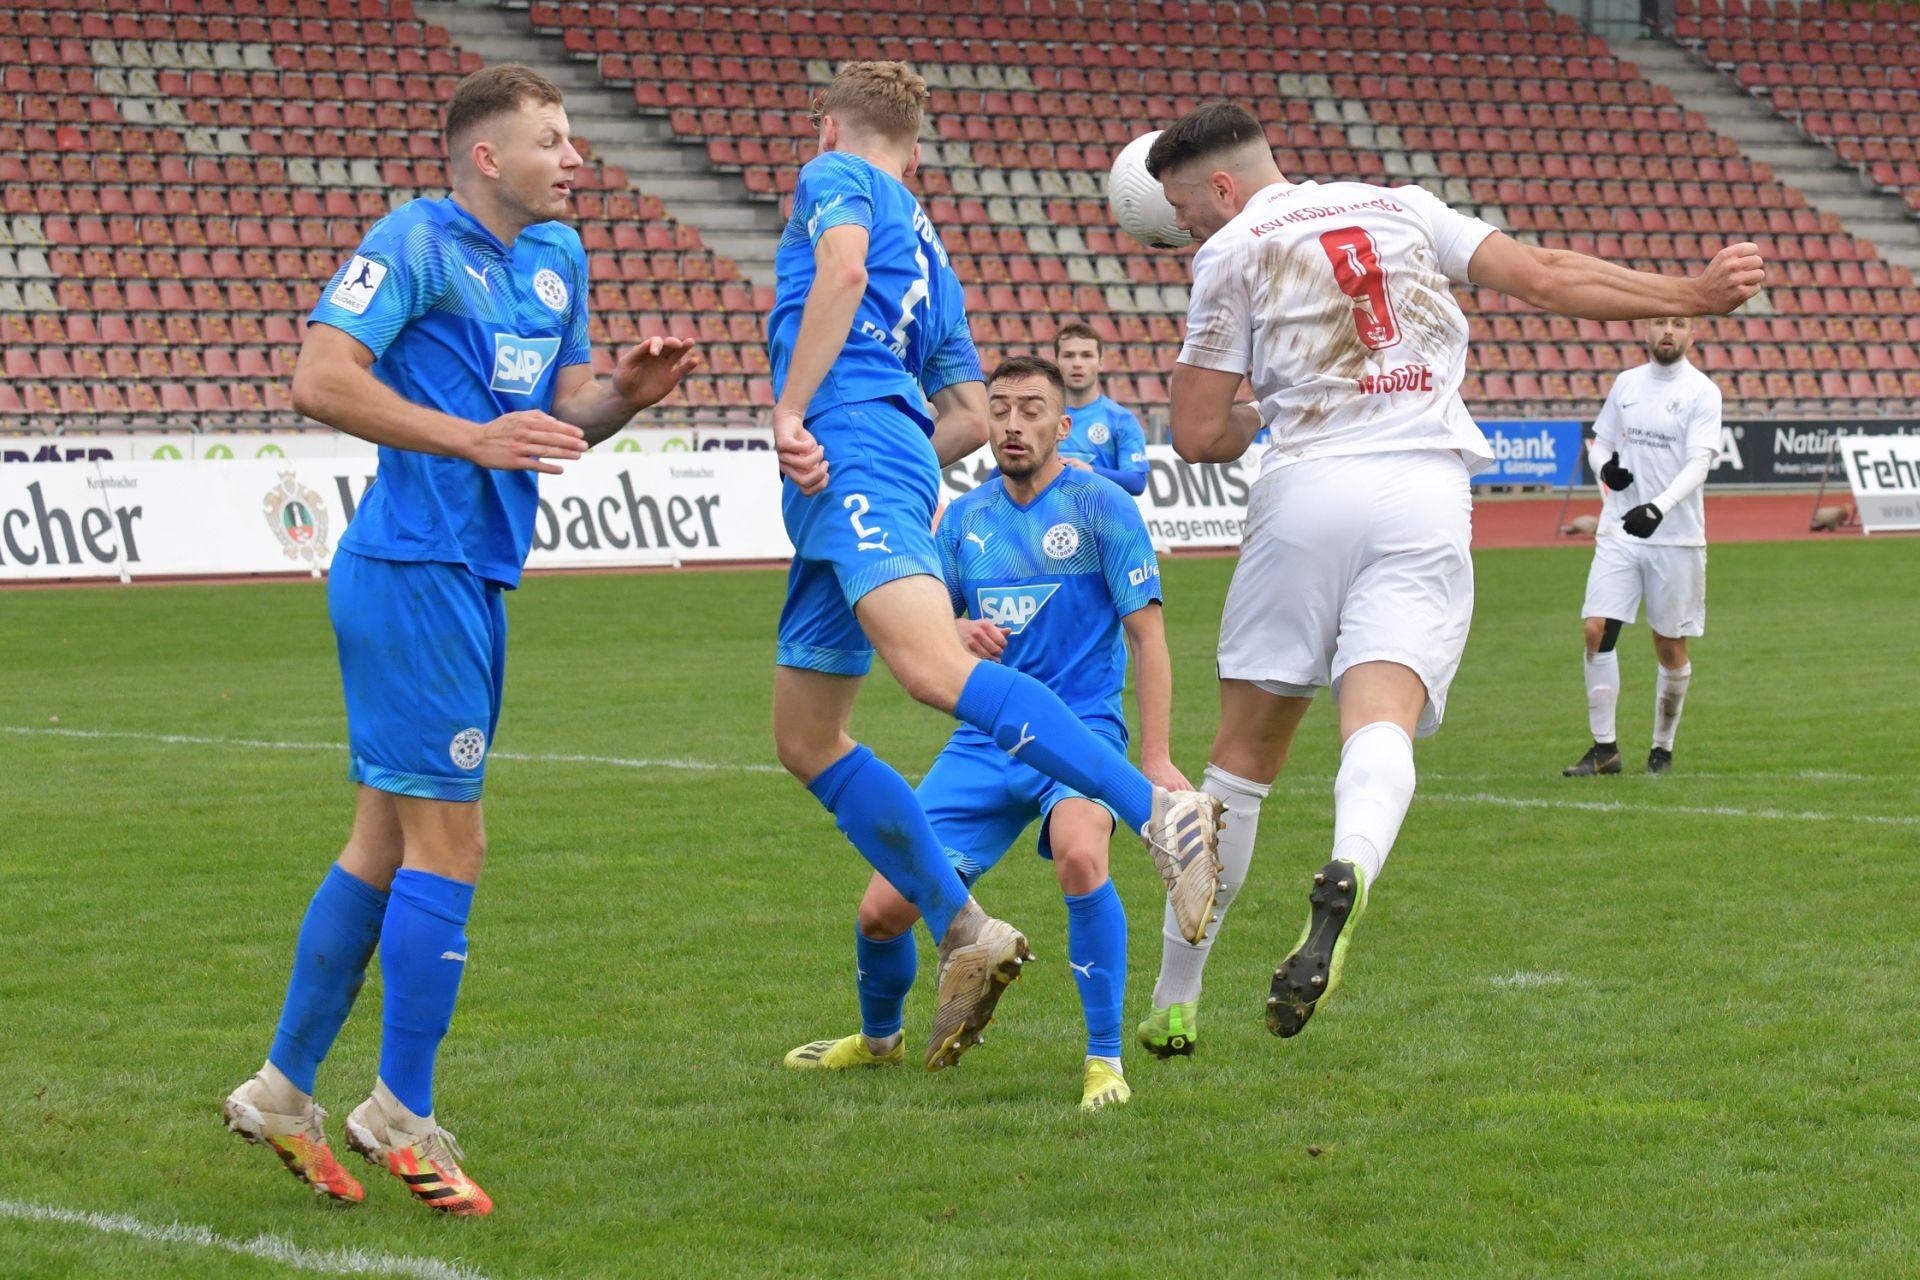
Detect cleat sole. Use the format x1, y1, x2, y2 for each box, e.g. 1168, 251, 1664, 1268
1266, 859, 1363, 1038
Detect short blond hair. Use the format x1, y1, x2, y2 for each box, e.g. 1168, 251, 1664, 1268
811, 61, 927, 143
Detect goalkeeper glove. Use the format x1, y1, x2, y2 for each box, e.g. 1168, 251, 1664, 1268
1622, 502, 1664, 538
1599, 451, 1634, 491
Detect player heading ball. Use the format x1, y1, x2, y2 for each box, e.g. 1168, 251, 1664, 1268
1132, 101, 1763, 1057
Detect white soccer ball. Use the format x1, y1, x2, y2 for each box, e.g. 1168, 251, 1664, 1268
1106, 132, 1192, 251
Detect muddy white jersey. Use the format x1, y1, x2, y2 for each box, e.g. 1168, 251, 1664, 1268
1178, 180, 1500, 480
1591, 358, 1722, 547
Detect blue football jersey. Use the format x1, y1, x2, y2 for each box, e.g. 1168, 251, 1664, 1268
1063, 395, 1150, 494
937, 468, 1162, 739
768, 151, 981, 433
310, 196, 591, 588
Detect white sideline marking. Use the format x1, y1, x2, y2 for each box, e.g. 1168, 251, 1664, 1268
1490, 971, 1569, 989
1422, 790, 1919, 828
0, 724, 785, 775
3, 725, 1910, 824
0, 1198, 496, 1280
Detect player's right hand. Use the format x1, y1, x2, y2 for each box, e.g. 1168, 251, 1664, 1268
773, 406, 828, 495
1599, 451, 1634, 491
468, 410, 587, 474
1694, 242, 1766, 314
956, 617, 1011, 661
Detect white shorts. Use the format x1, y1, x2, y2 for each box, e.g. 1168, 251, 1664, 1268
1216, 450, 1474, 738
1581, 537, 1707, 637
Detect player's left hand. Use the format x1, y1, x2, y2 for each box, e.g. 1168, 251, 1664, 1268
1622, 502, 1664, 538
1142, 755, 1193, 793
611, 336, 701, 410
1061, 458, 1093, 472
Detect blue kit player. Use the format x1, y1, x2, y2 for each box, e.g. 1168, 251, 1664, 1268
784, 357, 1189, 1110
767, 61, 1223, 1074
1052, 321, 1149, 495
223, 65, 696, 1214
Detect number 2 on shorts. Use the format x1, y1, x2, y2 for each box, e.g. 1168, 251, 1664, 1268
1318, 226, 1401, 351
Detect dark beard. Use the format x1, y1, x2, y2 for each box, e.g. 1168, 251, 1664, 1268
1652, 347, 1684, 365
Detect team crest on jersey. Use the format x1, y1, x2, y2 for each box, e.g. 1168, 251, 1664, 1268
260, 471, 330, 567
449, 727, 486, 771
329, 255, 386, 315
1042, 522, 1080, 560
1087, 423, 1111, 445
532, 268, 569, 312
976, 583, 1060, 635
490, 334, 562, 396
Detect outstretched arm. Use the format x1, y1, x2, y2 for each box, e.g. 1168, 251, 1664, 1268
551, 337, 702, 445
1466, 235, 1765, 321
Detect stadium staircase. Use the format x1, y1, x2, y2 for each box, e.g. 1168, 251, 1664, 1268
1619, 33, 1920, 278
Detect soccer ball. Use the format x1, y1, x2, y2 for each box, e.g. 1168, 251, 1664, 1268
1107, 132, 1192, 251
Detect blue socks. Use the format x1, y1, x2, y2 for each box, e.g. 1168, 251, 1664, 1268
808, 745, 970, 941
1065, 879, 1128, 1059
378, 869, 474, 1118
268, 863, 389, 1095
953, 662, 1155, 832
854, 928, 917, 1040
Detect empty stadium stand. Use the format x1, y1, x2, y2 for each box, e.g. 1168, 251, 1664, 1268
1, 0, 1917, 434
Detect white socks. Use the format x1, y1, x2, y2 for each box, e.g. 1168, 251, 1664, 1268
1151, 764, 1268, 1007
1584, 650, 1620, 743
1330, 722, 1416, 891
1654, 662, 1691, 750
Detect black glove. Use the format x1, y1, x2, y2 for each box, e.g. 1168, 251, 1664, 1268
1622, 502, 1664, 538
1599, 450, 1634, 491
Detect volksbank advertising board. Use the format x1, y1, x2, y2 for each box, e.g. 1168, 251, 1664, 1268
1474, 420, 1584, 486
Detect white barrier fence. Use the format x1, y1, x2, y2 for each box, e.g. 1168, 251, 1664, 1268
0, 443, 1261, 582
1838, 435, 1920, 534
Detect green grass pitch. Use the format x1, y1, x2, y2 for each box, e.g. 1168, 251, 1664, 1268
2, 538, 1917, 1278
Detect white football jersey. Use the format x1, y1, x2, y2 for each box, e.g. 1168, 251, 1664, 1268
1591, 358, 1723, 546
1178, 180, 1500, 479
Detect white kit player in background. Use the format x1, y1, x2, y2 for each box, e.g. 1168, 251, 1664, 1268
1123, 104, 1764, 1059
1562, 316, 1721, 779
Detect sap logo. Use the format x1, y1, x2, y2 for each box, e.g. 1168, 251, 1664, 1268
1127, 561, 1158, 587
975, 583, 1060, 635
490, 334, 561, 396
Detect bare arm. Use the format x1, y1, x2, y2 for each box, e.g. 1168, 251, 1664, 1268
550, 336, 702, 446
927, 380, 989, 466
1466, 235, 1765, 321
770, 224, 869, 494
292, 324, 585, 472
774, 224, 869, 424
1170, 363, 1263, 463
1121, 603, 1189, 792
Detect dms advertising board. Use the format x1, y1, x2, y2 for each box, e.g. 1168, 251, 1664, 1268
1838, 435, 1920, 533
944, 444, 1256, 550
0, 456, 789, 581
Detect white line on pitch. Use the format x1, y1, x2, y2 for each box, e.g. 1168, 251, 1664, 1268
0, 1198, 497, 1280
1420, 790, 1918, 827
0, 724, 785, 775
4, 724, 1909, 825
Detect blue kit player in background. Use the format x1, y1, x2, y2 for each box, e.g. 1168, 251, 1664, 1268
784, 357, 1189, 1111
222, 65, 696, 1215
1052, 321, 1149, 495
767, 61, 1224, 1074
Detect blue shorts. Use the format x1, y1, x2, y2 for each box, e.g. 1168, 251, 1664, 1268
918, 727, 1124, 887
329, 549, 507, 802
777, 401, 944, 676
